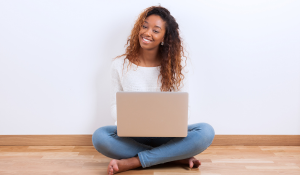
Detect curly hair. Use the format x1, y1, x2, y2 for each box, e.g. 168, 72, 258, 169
114, 5, 188, 92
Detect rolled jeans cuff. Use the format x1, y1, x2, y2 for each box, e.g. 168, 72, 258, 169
138, 151, 148, 168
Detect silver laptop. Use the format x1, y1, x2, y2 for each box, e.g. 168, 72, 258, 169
116, 92, 188, 137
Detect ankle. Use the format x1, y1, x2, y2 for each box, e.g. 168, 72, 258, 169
125, 156, 142, 168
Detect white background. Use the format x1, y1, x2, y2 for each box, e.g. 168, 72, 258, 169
0, 0, 299, 135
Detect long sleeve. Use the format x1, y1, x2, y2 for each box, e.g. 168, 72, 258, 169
178, 67, 191, 122
110, 61, 123, 125
177, 58, 191, 122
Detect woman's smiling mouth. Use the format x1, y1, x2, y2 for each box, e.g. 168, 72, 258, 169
141, 36, 152, 44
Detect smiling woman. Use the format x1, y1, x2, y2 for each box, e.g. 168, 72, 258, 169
92, 5, 215, 175
116, 6, 188, 92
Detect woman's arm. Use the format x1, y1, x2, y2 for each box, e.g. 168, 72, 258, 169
178, 62, 191, 122
110, 60, 123, 125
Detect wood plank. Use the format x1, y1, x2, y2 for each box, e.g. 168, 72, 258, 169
0, 146, 299, 175
212, 135, 300, 146
0, 135, 92, 146
0, 135, 299, 146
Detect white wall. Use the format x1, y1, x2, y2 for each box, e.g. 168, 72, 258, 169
0, 0, 299, 135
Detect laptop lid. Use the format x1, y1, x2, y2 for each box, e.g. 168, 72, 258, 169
116, 92, 188, 137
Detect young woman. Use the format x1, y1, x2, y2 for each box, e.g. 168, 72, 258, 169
92, 6, 215, 175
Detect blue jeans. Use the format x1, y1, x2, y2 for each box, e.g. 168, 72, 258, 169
92, 123, 215, 168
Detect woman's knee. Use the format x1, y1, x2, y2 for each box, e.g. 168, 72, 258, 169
92, 125, 116, 155
192, 123, 215, 147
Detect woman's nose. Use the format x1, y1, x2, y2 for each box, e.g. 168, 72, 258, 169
144, 28, 152, 36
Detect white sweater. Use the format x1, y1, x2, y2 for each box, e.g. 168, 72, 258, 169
110, 55, 190, 125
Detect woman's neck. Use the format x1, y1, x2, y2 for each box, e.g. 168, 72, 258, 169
138, 49, 161, 67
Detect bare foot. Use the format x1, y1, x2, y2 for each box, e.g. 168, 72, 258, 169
172, 157, 201, 168
107, 157, 142, 175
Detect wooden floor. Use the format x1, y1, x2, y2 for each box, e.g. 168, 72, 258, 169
0, 146, 299, 175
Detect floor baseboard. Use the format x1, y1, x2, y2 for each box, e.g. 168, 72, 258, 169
0, 135, 299, 146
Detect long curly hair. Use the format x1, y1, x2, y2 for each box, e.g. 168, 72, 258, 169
115, 5, 188, 92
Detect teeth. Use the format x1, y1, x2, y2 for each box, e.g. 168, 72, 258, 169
143, 37, 151, 42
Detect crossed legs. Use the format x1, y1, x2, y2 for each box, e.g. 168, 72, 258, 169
92, 123, 215, 174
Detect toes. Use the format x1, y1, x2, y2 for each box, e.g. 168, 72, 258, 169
107, 166, 112, 174
193, 160, 201, 168
189, 159, 194, 168
110, 167, 114, 175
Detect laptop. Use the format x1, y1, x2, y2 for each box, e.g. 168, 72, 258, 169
116, 92, 188, 137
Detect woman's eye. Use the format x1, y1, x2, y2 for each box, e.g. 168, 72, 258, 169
142, 25, 147, 28
154, 30, 159, 33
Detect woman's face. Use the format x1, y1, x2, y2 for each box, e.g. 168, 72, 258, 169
139, 14, 166, 50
